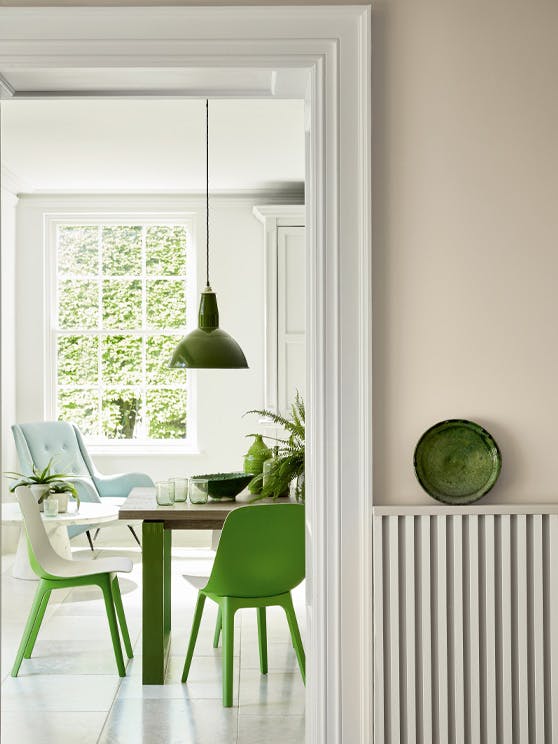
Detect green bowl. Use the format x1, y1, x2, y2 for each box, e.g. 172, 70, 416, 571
413, 419, 502, 504
190, 472, 253, 500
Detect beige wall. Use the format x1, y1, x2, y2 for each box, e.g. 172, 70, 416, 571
3, 0, 557, 506
371, 0, 558, 504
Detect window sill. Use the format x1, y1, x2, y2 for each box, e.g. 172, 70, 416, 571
86, 443, 203, 457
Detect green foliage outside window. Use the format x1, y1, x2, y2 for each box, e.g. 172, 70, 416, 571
57, 335, 99, 385
58, 388, 99, 437
56, 223, 189, 442
58, 225, 98, 275
146, 225, 187, 275
58, 280, 98, 328
102, 279, 143, 329
102, 225, 142, 275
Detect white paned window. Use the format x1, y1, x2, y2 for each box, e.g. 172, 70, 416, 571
49, 218, 195, 451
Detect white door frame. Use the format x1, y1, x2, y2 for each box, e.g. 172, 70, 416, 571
0, 7, 372, 742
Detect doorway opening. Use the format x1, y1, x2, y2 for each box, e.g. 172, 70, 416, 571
0, 7, 372, 742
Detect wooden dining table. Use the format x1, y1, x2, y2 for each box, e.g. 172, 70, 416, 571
119, 486, 280, 684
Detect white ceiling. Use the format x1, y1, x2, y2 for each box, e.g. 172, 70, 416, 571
0, 98, 305, 193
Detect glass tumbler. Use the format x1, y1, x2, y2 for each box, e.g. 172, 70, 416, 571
155, 480, 175, 506
44, 497, 59, 517
170, 477, 188, 503
188, 478, 209, 504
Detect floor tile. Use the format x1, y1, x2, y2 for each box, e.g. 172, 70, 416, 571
118, 654, 239, 702
98, 698, 238, 744
2, 674, 120, 712
240, 642, 300, 673
1, 711, 106, 744
238, 669, 306, 716
14, 639, 128, 676
237, 714, 305, 744
33, 614, 127, 642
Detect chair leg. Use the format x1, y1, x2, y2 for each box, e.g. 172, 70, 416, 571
181, 592, 206, 683
86, 530, 95, 551
213, 606, 222, 648
23, 588, 52, 659
283, 593, 305, 683
100, 576, 126, 677
257, 607, 268, 674
128, 525, 141, 547
93, 528, 101, 541
11, 581, 50, 677
222, 597, 236, 707
111, 576, 133, 659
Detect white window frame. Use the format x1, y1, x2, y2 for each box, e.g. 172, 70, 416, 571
44, 211, 199, 455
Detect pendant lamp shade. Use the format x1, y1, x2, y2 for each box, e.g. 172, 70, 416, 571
171, 287, 248, 368
170, 100, 248, 370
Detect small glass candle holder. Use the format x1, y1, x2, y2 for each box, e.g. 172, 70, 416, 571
44, 497, 59, 518
188, 478, 209, 505
155, 480, 175, 506
170, 477, 188, 503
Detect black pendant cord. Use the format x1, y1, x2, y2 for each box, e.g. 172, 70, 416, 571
206, 98, 210, 289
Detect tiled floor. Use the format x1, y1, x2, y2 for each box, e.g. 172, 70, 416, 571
1, 528, 306, 744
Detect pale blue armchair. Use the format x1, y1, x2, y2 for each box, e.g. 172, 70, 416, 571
11, 421, 153, 548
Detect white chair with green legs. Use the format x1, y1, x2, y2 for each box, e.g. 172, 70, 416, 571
11, 485, 134, 678
181, 502, 305, 707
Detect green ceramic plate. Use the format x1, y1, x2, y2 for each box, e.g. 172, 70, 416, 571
413, 419, 502, 504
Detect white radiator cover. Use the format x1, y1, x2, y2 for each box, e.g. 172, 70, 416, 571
373, 507, 558, 744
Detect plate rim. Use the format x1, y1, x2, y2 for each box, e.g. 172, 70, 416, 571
413, 418, 502, 504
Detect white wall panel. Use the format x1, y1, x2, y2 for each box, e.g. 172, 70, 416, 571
373, 508, 558, 743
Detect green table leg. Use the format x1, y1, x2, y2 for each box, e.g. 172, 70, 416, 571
142, 521, 172, 683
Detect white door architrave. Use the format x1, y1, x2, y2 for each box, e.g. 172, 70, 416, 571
0, 6, 372, 743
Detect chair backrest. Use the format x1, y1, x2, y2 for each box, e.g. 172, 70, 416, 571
204, 503, 305, 598
14, 485, 68, 579
12, 421, 100, 500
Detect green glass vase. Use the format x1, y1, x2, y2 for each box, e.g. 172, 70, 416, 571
243, 434, 272, 494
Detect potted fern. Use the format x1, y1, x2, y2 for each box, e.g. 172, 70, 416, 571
245, 392, 305, 501
5, 457, 80, 513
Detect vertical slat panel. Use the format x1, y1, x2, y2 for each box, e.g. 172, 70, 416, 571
468, 516, 481, 744
420, 516, 433, 744
373, 516, 385, 744
436, 516, 449, 743
500, 515, 513, 744
484, 515, 498, 744
531, 515, 545, 743
389, 516, 401, 743
452, 515, 465, 744
550, 515, 558, 742
373, 508, 557, 744
516, 515, 529, 742
404, 516, 416, 744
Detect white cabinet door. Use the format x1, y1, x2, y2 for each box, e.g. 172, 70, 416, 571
253, 205, 305, 416
277, 225, 305, 414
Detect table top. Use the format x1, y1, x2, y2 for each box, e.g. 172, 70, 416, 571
119, 487, 290, 529
1, 500, 120, 526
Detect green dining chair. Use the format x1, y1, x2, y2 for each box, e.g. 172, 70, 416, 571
181, 502, 305, 707
11, 485, 134, 678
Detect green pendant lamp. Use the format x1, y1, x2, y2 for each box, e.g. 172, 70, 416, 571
170, 100, 248, 369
